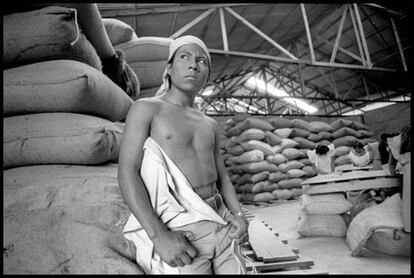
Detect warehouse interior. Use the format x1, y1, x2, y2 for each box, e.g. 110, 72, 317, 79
3, 3, 412, 275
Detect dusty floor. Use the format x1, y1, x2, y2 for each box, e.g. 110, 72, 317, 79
244, 200, 411, 275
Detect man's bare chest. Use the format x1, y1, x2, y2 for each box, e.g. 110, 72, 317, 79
150, 109, 215, 150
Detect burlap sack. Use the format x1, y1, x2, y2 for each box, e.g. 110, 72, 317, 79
272, 189, 293, 200
318, 131, 333, 140
118, 36, 172, 62
286, 169, 307, 178
3, 164, 143, 274
280, 138, 299, 149
226, 145, 245, 156
358, 130, 374, 138
238, 160, 278, 174
278, 178, 304, 189
103, 18, 138, 46
291, 188, 303, 198
300, 193, 352, 215
302, 165, 317, 177
274, 128, 293, 138
307, 133, 324, 143
236, 173, 252, 185
263, 130, 282, 146
230, 174, 240, 184
278, 161, 305, 172
332, 135, 358, 148
334, 146, 352, 156
237, 128, 266, 143
240, 140, 274, 156
251, 171, 270, 183
4, 6, 101, 70
232, 149, 264, 164
268, 172, 288, 182
365, 229, 410, 257
290, 128, 310, 138
128, 60, 166, 89
359, 138, 377, 146
253, 192, 275, 202
331, 119, 353, 131
282, 148, 305, 160
237, 118, 274, 133
332, 127, 361, 139
4, 60, 133, 121
294, 137, 316, 149
346, 193, 407, 256
292, 119, 315, 132
298, 213, 348, 237
351, 121, 369, 131
252, 180, 277, 194
299, 158, 312, 166
268, 117, 293, 128
309, 121, 333, 132
334, 154, 352, 166
4, 113, 123, 169
266, 154, 287, 165
318, 139, 333, 146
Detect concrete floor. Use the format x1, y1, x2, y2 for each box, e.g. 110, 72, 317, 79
243, 200, 411, 275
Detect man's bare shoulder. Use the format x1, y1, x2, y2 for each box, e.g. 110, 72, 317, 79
200, 113, 219, 130
129, 97, 162, 116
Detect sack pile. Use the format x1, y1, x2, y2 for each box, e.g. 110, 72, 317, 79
297, 193, 352, 237
3, 7, 143, 274
220, 114, 376, 204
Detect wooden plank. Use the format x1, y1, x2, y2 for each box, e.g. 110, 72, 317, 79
266, 268, 329, 275
302, 170, 394, 185
335, 164, 372, 172
246, 258, 314, 272
302, 176, 401, 195
248, 219, 297, 263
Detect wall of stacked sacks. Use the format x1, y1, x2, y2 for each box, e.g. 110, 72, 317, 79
219, 114, 376, 205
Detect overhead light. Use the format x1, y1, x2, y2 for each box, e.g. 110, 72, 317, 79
201, 86, 215, 96
245, 76, 318, 114
342, 102, 397, 116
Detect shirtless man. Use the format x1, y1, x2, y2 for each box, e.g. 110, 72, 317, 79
118, 35, 249, 274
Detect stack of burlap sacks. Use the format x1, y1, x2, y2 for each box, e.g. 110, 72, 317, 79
3, 6, 172, 274
221, 114, 376, 205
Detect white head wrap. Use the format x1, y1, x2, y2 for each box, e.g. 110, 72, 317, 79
155, 35, 211, 96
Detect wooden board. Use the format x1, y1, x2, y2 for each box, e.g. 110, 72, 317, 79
248, 218, 298, 263
302, 176, 401, 195
241, 208, 327, 275
302, 169, 395, 185
335, 164, 373, 172
246, 257, 314, 272
265, 268, 329, 275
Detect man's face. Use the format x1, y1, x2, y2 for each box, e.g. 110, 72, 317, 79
168, 44, 209, 94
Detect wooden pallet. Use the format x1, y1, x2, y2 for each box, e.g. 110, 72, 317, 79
241, 198, 299, 208
241, 208, 329, 275
301, 170, 401, 195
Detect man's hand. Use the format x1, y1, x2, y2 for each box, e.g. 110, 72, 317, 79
151, 229, 198, 268
227, 213, 249, 244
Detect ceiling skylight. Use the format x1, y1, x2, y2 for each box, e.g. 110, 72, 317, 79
245, 76, 318, 114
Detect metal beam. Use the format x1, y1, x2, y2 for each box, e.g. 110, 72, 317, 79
170, 8, 216, 39
224, 7, 298, 60
353, 4, 372, 68
330, 5, 348, 63
300, 4, 316, 64
218, 8, 229, 51
390, 17, 408, 71
99, 3, 256, 16
210, 49, 397, 72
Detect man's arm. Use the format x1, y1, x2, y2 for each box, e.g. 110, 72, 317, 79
118, 100, 197, 267
212, 122, 248, 243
